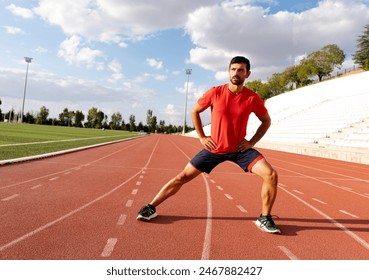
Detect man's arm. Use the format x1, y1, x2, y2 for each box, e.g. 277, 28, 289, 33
238, 112, 271, 152
191, 103, 216, 151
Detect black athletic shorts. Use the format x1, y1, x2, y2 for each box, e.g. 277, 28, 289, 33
189, 148, 264, 174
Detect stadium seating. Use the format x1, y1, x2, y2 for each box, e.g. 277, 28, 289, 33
187, 70, 369, 163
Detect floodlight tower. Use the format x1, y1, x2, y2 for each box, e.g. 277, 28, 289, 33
21, 57, 33, 123
182, 69, 192, 134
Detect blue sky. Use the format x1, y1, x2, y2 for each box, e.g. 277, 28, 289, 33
1, 0, 369, 126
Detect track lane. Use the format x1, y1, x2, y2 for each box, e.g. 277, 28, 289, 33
0, 134, 368, 260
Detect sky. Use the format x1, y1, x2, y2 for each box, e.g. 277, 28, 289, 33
1, 0, 369, 127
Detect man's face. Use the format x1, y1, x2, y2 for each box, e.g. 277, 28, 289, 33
229, 63, 250, 86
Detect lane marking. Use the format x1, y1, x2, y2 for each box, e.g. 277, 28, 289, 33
210, 179, 216, 184
365, 193, 369, 197
340, 186, 352, 191
168, 138, 213, 260
139, 175, 144, 179
293, 190, 304, 194
101, 238, 117, 257
1, 194, 19, 202
276, 166, 369, 199
278, 246, 299, 260
0, 138, 160, 253
224, 193, 233, 200
64, 171, 72, 175
201, 174, 212, 260
339, 210, 358, 218
125, 199, 134, 208
279, 185, 369, 251
117, 214, 127, 226
312, 198, 327, 205
131, 189, 138, 195
236, 205, 248, 213
49, 177, 59, 181
216, 185, 223, 191
30, 184, 42, 190
136, 181, 141, 186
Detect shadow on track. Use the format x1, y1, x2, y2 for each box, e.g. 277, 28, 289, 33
149, 215, 369, 236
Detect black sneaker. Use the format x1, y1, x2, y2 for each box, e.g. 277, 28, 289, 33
255, 214, 281, 234
137, 204, 158, 221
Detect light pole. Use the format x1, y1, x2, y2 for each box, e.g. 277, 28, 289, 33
21, 57, 32, 123
182, 69, 192, 134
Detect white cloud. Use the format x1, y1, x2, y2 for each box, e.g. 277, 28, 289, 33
32, 0, 220, 43
107, 59, 123, 82
147, 58, 163, 69
185, 0, 369, 80
3, 26, 24, 34
6, 4, 34, 19
57, 35, 106, 69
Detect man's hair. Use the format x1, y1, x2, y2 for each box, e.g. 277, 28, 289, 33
229, 56, 251, 72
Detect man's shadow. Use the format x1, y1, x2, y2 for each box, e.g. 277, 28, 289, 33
148, 215, 369, 236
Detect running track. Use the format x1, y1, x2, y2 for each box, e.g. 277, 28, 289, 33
0, 134, 368, 260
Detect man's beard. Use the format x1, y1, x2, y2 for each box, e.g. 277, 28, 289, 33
230, 75, 244, 86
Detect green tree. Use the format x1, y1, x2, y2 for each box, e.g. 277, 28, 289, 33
86, 107, 105, 129
307, 44, 346, 81
36, 106, 49, 125
74, 110, 85, 127
110, 112, 122, 130
267, 73, 288, 96
353, 22, 369, 70
129, 114, 136, 132
246, 80, 271, 100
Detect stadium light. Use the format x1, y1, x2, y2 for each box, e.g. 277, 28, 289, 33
182, 69, 192, 134
20, 57, 33, 123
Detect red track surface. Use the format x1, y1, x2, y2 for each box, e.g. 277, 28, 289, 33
0, 134, 368, 260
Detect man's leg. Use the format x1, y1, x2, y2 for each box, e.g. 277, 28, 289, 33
250, 158, 278, 216
137, 162, 202, 221
150, 162, 202, 207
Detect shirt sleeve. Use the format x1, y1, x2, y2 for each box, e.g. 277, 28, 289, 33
197, 87, 215, 110
253, 93, 268, 118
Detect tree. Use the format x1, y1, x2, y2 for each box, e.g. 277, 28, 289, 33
245, 80, 271, 100
129, 114, 136, 132
110, 112, 122, 130
86, 107, 105, 129
0, 99, 2, 121
353, 22, 369, 70
74, 110, 85, 127
36, 106, 49, 125
307, 44, 345, 81
267, 73, 288, 96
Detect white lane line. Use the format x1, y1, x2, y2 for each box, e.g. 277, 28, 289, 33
210, 179, 216, 184
279, 185, 369, 251
125, 199, 134, 208
136, 181, 141, 186
340, 186, 352, 191
30, 184, 42, 190
201, 173, 212, 261
339, 210, 358, 218
278, 246, 299, 260
117, 214, 127, 226
49, 177, 59, 181
224, 193, 233, 200
236, 205, 248, 213
131, 189, 138, 195
364, 193, 369, 197
293, 190, 304, 194
216, 185, 223, 191
1, 194, 19, 202
139, 175, 144, 179
101, 238, 117, 257
64, 171, 72, 175
312, 198, 327, 205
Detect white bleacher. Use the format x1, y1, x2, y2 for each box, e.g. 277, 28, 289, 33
186, 70, 369, 162
246, 71, 369, 148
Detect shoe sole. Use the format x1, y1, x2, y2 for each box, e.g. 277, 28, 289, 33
136, 212, 158, 221
254, 220, 281, 234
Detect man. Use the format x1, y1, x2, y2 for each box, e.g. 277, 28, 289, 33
137, 56, 280, 234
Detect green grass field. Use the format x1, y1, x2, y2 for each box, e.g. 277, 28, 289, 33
0, 122, 141, 161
